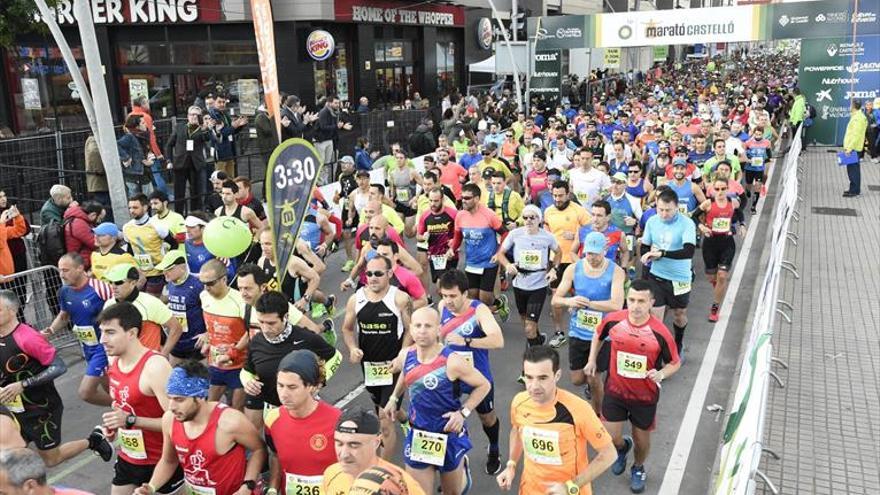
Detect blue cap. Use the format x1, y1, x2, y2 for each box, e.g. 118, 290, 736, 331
93, 222, 120, 237
672, 157, 688, 167
583, 231, 607, 255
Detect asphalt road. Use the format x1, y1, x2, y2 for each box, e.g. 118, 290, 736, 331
43, 179, 779, 494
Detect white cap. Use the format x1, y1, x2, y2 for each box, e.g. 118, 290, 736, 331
184, 215, 207, 228
644, 120, 655, 127
531, 137, 544, 147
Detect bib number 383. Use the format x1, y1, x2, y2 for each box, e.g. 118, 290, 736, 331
410, 429, 447, 466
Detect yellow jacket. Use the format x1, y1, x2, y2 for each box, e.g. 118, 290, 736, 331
843, 109, 867, 152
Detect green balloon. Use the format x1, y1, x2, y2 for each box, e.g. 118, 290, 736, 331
203, 217, 253, 258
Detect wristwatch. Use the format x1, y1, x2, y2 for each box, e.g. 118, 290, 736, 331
242, 480, 257, 491
464, 337, 473, 347
125, 414, 137, 428
460, 407, 472, 418
565, 480, 579, 494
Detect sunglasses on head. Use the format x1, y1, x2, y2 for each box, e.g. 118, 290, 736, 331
365, 270, 386, 278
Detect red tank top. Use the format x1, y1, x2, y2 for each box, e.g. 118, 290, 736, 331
108, 351, 165, 465
705, 200, 735, 236
171, 403, 246, 494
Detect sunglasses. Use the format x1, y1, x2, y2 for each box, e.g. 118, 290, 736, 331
365, 270, 386, 278
715, 187, 728, 191
628, 170, 641, 174
111, 280, 130, 286
202, 275, 226, 287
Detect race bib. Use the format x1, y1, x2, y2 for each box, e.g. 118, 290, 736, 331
454, 351, 474, 366
522, 426, 562, 465
517, 249, 542, 271
396, 189, 411, 202
172, 312, 189, 333
285, 473, 322, 495
576, 309, 603, 334
464, 266, 484, 275
209, 346, 229, 367
625, 235, 635, 252
711, 217, 731, 233
363, 361, 393, 387
672, 280, 692, 295
409, 429, 448, 467
186, 139, 194, 151
416, 240, 429, 250
1, 395, 24, 413
187, 484, 216, 495
134, 253, 154, 271
677, 201, 689, 215
263, 402, 278, 422
575, 191, 588, 203
750, 156, 764, 168
431, 255, 448, 271
72, 325, 99, 346
617, 351, 648, 379
119, 428, 147, 460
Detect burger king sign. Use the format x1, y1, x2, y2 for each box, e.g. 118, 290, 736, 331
307, 30, 336, 61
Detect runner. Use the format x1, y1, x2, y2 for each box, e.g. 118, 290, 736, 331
743, 125, 772, 213
544, 180, 592, 348
214, 179, 263, 233
102, 264, 183, 356
417, 187, 458, 289
147, 191, 185, 247
255, 227, 333, 317
701, 139, 742, 182
133, 361, 266, 495
44, 253, 113, 405
341, 166, 369, 272
552, 232, 625, 412
341, 255, 413, 458
576, 200, 628, 266
606, 173, 643, 273
364, 184, 406, 234
321, 409, 425, 495
569, 148, 611, 208
122, 194, 179, 297
388, 149, 421, 237
0, 290, 113, 468
639, 188, 697, 355
485, 171, 524, 233
0, 448, 96, 495
264, 350, 341, 495
497, 345, 616, 495
497, 205, 561, 347
584, 280, 681, 493
155, 251, 206, 365
91, 222, 137, 283
98, 301, 182, 494
198, 259, 248, 411
451, 183, 510, 321
524, 150, 551, 206
436, 270, 505, 474
384, 306, 490, 494
697, 178, 739, 322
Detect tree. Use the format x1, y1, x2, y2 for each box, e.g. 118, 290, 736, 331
0, 0, 58, 47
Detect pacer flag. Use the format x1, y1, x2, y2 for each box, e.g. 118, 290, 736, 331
266, 139, 325, 287
251, 0, 282, 142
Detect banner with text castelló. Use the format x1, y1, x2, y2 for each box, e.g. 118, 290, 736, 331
596, 6, 762, 48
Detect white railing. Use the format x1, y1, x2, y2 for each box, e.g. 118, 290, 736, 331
713, 124, 803, 495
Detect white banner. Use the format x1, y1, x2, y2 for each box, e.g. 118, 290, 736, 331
597, 6, 760, 48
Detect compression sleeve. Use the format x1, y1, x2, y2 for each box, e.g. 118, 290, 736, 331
22, 355, 67, 388
662, 243, 695, 260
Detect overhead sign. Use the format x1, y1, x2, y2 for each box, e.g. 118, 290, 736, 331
477, 17, 493, 50
597, 6, 761, 48
307, 30, 336, 61
653, 45, 669, 62
529, 50, 562, 109
335, 0, 465, 27
49, 0, 222, 24
798, 35, 880, 145
769, 0, 879, 40
604, 47, 621, 68
528, 15, 592, 50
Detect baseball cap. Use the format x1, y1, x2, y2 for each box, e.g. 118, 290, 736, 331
336, 409, 381, 435
583, 231, 607, 255
93, 222, 119, 237
184, 215, 207, 228
675, 145, 689, 154
644, 120, 655, 127
530, 137, 543, 147
155, 251, 186, 272
355, 170, 371, 177
481, 168, 495, 180
210, 170, 228, 182
339, 155, 355, 164
566, 124, 575, 130
103, 263, 138, 283
612, 172, 627, 182
673, 157, 688, 167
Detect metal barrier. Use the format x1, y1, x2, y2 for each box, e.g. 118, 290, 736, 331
713, 124, 803, 495
0, 265, 79, 350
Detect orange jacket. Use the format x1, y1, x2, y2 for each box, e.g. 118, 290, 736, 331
1, 214, 28, 276
129, 106, 162, 157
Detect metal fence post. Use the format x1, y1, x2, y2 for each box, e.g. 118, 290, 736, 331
55, 129, 65, 184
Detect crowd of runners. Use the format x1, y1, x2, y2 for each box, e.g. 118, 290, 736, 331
0, 49, 803, 495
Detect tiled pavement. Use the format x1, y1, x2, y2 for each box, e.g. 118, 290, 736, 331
759, 150, 880, 494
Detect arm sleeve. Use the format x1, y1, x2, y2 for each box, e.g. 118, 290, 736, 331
22, 355, 67, 388
662, 243, 695, 260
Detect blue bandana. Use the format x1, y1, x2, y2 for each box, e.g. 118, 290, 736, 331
166, 367, 209, 398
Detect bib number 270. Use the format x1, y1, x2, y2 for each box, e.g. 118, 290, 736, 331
275, 157, 316, 187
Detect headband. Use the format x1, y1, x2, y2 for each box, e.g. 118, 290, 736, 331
166, 367, 209, 398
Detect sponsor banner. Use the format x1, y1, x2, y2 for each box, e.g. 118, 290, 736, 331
596, 6, 760, 48
798, 35, 880, 145
22, 78, 42, 110
477, 17, 493, 50
265, 139, 325, 287
48, 0, 222, 24
307, 30, 336, 61
529, 50, 562, 109
653, 45, 669, 62
769, 0, 879, 40
604, 48, 621, 68
527, 15, 591, 51
251, 0, 282, 142
237, 79, 260, 116
335, 0, 465, 26
128, 79, 148, 108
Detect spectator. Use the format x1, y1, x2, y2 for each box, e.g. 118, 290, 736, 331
206, 94, 248, 177
254, 101, 279, 168
83, 135, 112, 223
62, 200, 104, 271
313, 95, 352, 180
407, 120, 435, 157
129, 96, 169, 199
0, 204, 27, 317
0, 448, 96, 495
117, 114, 153, 197
356, 96, 370, 113
354, 137, 374, 171
40, 185, 73, 226
0, 191, 29, 318
281, 95, 314, 141
165, 105, 210, 213
842, 99, 867, 198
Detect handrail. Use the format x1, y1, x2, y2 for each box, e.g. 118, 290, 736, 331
713, 124, 803, 495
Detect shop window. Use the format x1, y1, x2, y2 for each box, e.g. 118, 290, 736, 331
172, 43, 210, 65
435, 41, 457, 96
116, 43, 171, 66
119, 74, 175, 117
313, 45, 351, 104
211, 41, 259, 66
373, 41, 413, 63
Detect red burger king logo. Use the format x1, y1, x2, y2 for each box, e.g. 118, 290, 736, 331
307, 30, 335, 61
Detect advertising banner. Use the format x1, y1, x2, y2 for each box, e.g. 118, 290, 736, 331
769, 0, 879, 40
237, 79, 260, 116
128, 79, 148, 108
653, 45, 669, 62
528, 15, 592, 51
265, 139, 325, 287
798, 35, 880, 145
529, 50, 562, 109
21, 78, 42, 110
251, 0, 282, 142
604, 47, 621, 68
596, 6, 761, 48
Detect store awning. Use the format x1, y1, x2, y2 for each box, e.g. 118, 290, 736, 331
469, 56, 496, 73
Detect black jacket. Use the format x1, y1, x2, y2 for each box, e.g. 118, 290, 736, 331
313, 106, 339, 143
165, 122, 210, 170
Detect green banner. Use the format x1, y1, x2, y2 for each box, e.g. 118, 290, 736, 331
527, 15, 591, 50
653, 45, 669, 62
529, 50, 562, 110
768, 0, 879, 40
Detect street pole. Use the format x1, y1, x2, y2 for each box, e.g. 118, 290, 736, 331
486, 0, 523, 112
511, 0, 518, 42
73, 0, 129, 223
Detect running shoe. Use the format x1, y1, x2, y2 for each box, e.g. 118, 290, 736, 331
485, 446, 502, 475
342, 259, 355, 272
496, 294, 510, 323
708, 304, 720, 323
612, 436, 633, 475
310, 303, 327, 319
583, 383, 592, 402
326, 294, 337, 317
322, 318, 337, 347
399, 419, 411, 439
462, 455, 473, 495
548, 331, 567, 348
88, 426, 114, 462
630, 464, 647, 493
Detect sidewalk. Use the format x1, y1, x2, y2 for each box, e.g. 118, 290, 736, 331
759, 150, 880, 494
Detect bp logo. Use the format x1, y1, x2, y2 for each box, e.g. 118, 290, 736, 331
618, 24, 633, 40
826, 44, 838, 56
778, 15, 790, 26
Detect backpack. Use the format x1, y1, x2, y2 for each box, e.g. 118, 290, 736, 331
36, 218, 73, 266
